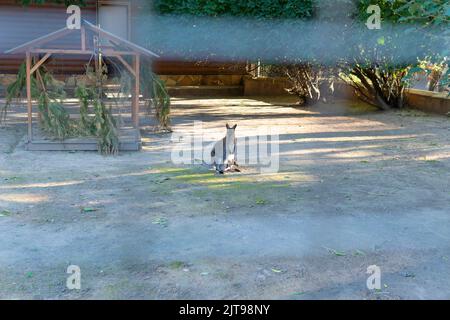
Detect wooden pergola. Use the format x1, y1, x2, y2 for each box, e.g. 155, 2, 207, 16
5, 20, 159, 151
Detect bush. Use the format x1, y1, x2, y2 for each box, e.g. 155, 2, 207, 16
153, 0, 314, 19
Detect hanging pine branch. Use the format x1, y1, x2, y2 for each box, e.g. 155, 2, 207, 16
75, 64, 119, 155
140, 61, 171, 131
1, 61, 71, 139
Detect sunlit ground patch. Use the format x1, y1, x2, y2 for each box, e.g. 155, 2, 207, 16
0, 193, 49, 204
147, 166, 318, 209
0, 180, 83, 190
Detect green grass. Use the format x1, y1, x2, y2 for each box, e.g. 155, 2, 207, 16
424, 159, 440, 163
168, 261, 185, 270
255, 198, 269, 205
152, 217, 168, 227
0, 209, 12, 217
147, 166, 298, 209
3, 176, 24, 183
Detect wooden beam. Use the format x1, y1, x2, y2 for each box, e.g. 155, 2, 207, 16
116, 55, 135, 77
81, 26, 86, 51
102, 50, 137, 56
5, 27, 74, 54
30, 53, 52, 75
26, 52, 32, 142
29, 49, 136, 56
132, 54, 140, 128
30, 49, 93, 55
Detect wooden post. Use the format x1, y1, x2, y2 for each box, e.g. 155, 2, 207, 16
30, 53, 51, 75
81, 26, 86, 51
26, 51, 32, 142
132, 54, 140, 128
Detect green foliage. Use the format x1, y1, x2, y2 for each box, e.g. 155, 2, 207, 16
403, 60, 449, 93
440, 67, 450, 94
343, 64, 407, 110
154, 0, 314, 19
340, 26, 412, 109
18, 0, 86, 6
345, 0, 450, 107
389, 0, 449, 92
1, 62, 72, 139
34, 67, 72, 139
1, 63, 31, 122
393, 0, 450, 26
140, 62, 171, 131
92, 96, 119, 155
282, 63, 336, 105
109, 56, 172, 131
356, 0, 404, 23
1, 60, 119, 155
357, 0, 449, 26
75, 83, 95, 132
75, 65, 119, 155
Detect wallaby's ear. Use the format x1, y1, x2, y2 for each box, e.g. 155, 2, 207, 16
232, 124, 237, 129
226, 123, 230, 129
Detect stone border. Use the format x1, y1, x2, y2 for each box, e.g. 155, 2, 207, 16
405, 88, 450, 115
243, 76, 291, 96
243, 76, 450, 115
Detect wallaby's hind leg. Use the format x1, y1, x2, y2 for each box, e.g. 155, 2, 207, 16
215, 164, 226, 174
224, 163, 241, 173
214, 162, 225, 174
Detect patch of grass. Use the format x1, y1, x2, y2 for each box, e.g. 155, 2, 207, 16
102, 279, 132, 299
148, 166, 309, 209
174, 172, 218, 183
149, 167, 216, 194
154, 167, 191, 175
346, 101, 379, 113
0, 209, 12, 217
191, 189, 210, 197
323, 247, 346, 257
396, 109, 429, 117
215, 270, 232, 280
168, 261, 185, 270
424, 159, 440, 164
152, 217, 168, 227
3, 176, 24, 183
212, 181, 289, 190
353, 249, 366, 256
80, 207, 98, 213
255, 198, 269, 205
401, 272, 415, 278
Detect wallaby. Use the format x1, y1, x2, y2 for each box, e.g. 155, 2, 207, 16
211, 123, 240, 174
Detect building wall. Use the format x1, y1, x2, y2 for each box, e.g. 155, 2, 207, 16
0, 0, 247, 78
405, 89, 450, 115
0, 0, 97, 74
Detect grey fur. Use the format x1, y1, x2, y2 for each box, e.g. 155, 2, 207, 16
211, 124, 239, 174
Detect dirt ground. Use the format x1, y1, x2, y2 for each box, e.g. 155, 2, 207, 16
1, 96, 450, 300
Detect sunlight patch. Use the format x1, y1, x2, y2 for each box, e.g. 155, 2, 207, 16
0, 193, 49, 204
